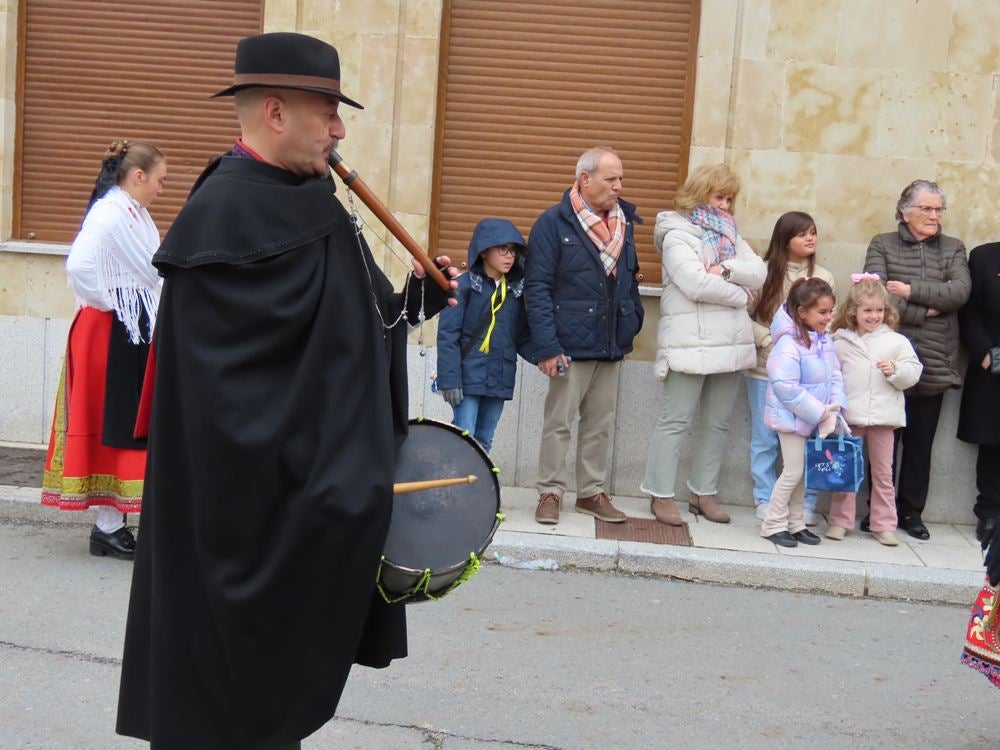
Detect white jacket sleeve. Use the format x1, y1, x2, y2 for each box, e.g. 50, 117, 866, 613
662, 231, 752, 308
886, 335, 923, 391
721, 238, 766, 290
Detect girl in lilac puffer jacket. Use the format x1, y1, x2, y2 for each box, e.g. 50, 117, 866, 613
761, 278, 847, 547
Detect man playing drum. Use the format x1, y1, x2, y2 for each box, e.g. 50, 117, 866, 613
116, 32, 458, 750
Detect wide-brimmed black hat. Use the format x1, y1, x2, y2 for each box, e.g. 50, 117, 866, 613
212, 32, 363, 109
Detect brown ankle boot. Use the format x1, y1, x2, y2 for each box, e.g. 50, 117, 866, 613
650, 496, 683, 526
688, 493, 730, 524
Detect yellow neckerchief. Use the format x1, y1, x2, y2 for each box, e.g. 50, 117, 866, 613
478, 274, 507, 353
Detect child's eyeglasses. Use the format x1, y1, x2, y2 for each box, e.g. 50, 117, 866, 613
496, 245, 519, 256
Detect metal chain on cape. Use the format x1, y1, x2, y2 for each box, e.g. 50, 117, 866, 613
344, 187, 432, 415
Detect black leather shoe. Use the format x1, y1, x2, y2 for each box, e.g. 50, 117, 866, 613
899, 514, 930, 541
793, 529, 822, 545
860, 515, 871, 533
764, 530, 798, 548
89, 525, 136, 560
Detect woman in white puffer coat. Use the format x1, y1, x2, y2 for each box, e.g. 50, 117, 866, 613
641, 164, 766, 526
828, 276, 922, 545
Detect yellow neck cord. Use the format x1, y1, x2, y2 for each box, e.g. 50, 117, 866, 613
478, 274, 507, 353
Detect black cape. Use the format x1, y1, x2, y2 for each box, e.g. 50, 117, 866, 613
957, 243, 1000, 446
117, 156, 446, 749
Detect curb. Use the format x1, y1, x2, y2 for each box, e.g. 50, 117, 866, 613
489, 529, 982, 606
3, 485, 982, 606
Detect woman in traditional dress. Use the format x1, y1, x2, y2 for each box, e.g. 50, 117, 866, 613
41, 140, 166, 559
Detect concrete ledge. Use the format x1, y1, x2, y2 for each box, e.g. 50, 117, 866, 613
618, 541, 867, 597
866, 561, 983, 605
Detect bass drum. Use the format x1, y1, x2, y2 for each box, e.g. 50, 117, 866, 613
377, 419, 502, 603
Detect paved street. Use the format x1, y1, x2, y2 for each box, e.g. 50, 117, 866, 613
1, 515, 996, 750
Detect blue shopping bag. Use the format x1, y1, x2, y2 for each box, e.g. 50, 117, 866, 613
803, 415, 865, 493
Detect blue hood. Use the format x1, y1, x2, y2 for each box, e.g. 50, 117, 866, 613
466, 218, 527, 277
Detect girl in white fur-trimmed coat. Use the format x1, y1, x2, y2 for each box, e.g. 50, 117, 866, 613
827, 275, 922, 546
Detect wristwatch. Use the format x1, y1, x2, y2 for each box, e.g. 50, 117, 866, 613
721, 266, 732, 281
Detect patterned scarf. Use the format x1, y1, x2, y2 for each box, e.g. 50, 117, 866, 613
688, 205, 738, 265
569, 182, 625, 276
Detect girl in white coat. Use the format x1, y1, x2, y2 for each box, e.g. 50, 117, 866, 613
827, 275, 923, 545
641, 164, 766, 526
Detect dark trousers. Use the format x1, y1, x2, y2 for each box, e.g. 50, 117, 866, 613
975, 444, 1000, 520
892, 393, 944, 518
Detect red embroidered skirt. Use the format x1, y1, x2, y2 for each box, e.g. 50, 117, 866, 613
961, 577, 1000, 690
41, 307, 146, 512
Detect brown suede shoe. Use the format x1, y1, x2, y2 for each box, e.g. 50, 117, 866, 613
535, 492, 561, 525
650, 496, 684, 526
575, 492, 626, 523
688, 493, 730, 524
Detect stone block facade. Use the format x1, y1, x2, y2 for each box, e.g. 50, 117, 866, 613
0, 0, 995, 522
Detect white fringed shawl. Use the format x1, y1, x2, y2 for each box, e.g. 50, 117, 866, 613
66, 186, 161, 344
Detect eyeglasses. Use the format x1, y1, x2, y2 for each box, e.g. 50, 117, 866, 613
912, 205, 946, 215
496, 246, 518, 257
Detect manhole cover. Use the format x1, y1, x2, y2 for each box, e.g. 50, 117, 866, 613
595, 517, 692, 546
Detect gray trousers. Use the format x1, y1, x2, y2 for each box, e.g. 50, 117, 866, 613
536, 359, 621, 498
640, 370, 741, 498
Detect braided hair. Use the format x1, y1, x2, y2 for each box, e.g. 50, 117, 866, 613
86, 140, 164, 212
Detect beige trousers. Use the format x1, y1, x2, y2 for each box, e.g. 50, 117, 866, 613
761, 432, 807, 536
536, 359, 621, 499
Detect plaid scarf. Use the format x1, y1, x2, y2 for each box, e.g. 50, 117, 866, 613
688, 205, 738, 264
569, 182, 625, 276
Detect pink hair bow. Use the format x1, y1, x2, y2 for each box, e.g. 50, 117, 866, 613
850, 272, 881, 284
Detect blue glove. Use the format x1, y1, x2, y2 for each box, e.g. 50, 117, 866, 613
440, 388, 463, 407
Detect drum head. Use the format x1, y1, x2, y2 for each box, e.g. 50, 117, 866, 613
385, 420, 500, 572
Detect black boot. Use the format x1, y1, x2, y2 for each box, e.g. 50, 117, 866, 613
89, 525, 136, 560
899, 513, 930, 541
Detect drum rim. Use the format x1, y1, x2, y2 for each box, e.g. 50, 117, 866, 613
379, 514, 502, 578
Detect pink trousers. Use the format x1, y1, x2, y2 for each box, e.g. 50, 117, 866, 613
829, 425, 897, 533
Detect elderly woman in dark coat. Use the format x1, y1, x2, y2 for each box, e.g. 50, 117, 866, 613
958, 242, 1000, 542
864, 179, 971, 539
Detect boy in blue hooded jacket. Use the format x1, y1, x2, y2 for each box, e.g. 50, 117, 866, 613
436, 218, 530, 452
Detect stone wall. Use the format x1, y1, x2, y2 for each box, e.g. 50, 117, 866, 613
690, 0, 1000, 283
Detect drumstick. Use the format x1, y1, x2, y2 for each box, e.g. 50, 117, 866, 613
393, 475, 478, 494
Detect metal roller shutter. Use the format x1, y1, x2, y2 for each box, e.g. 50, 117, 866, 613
430, 0, 700, 285
15, 0, 263, 243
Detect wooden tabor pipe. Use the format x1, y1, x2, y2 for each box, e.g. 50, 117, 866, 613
328, 149, 451, 292
393, 475, 478, 494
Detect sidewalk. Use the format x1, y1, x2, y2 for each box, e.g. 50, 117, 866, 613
490, 487, 984, 605
1, 442, 984, 606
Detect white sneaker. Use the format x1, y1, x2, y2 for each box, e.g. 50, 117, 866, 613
804, 508, 818, 526
755, 503, 770, 521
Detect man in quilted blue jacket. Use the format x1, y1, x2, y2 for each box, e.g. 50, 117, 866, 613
525, 147, 644, 525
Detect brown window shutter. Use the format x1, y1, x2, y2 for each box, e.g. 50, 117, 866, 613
15, 0, 263, 243
430, 0, 700, 285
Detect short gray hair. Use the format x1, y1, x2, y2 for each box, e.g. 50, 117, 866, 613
575, 146, 618, 181
895, 179, 946, 221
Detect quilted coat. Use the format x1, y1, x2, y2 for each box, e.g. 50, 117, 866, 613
765, 305, 847, 436
524, 190, 644, 362
653, 210, 766, 379
863, 223, 970, 396
832, 325, 922, 429
747, 259, 835, 381
436, 218, 529, 400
